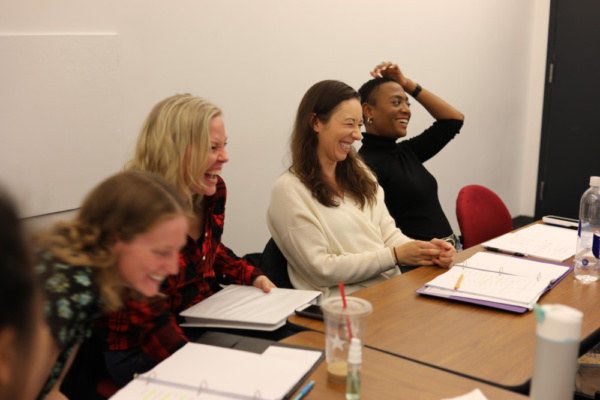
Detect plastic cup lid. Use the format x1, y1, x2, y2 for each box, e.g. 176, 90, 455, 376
321, 296, 373, 317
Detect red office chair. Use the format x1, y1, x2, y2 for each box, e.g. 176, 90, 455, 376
456, 185, 513, 249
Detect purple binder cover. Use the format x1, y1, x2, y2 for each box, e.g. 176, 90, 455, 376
415, 254, 574, 314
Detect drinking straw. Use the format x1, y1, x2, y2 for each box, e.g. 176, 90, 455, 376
338, 282, 354, 340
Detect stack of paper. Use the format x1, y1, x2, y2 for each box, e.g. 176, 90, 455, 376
180, 285, 321, 331
482, 223, 578, 261
110, 342, 323, 400
418, 252, 572, 311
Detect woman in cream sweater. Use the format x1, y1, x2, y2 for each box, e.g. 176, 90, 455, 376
268, 80, 455, 298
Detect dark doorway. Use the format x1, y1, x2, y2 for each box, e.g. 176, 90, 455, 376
535, 0, 600, 220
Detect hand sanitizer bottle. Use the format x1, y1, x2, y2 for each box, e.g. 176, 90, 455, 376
346, 337, 362, 400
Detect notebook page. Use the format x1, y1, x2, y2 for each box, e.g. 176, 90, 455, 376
420, 285, 538, 309
142, 342, 322, 400
426, 266, 550, 306
456, 252, 569, 282
482, 224, 577, 261
180, 285, 320, 326
110, 378, 229, 400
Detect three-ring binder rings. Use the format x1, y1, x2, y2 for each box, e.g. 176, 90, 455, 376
416, 252, 573, 313
109, 342, 323, 400
180, 285, 322, 331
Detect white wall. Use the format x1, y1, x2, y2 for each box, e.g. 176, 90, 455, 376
0, 0, 550, 254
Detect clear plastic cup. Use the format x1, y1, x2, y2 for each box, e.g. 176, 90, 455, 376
320, 296, 372, 384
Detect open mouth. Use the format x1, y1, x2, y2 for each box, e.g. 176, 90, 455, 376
148, 274, 165, 283
205, 170, 221, 182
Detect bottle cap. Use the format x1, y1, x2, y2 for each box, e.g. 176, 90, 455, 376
348, 337, 362, 364
590, 176, 600, 187
535, 304, 582, 342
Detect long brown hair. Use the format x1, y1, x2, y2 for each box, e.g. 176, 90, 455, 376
38, 171, 187, 312
290, 80, 377, 209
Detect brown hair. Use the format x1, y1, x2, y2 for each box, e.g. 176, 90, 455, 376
125, 93, 222, 211
38, 170, 187, 312
290, 80, 377, 209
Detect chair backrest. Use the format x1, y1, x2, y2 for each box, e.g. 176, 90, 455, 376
258, 238, 293, 288
456, 185, 513, 249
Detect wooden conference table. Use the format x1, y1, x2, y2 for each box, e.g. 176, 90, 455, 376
288, 223, 600, 393
283, 331, 528, 400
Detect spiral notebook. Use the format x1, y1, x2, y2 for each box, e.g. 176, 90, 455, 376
109, 341, 323, 400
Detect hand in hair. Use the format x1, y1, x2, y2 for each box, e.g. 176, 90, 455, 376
370, 62, 408, 87
252, 275, 277, 293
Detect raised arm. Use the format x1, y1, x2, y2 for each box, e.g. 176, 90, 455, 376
371, 62, 464, 121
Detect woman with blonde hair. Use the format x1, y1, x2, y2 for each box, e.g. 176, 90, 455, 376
100, 93, 275, 386
35, 170, 188, 399
268, 80, 455, 298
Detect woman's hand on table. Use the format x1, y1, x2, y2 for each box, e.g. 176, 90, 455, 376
394, 240, 445, 266
429, 238, 456, 268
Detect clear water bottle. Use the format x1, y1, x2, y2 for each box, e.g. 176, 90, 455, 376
575, 176, 600, 283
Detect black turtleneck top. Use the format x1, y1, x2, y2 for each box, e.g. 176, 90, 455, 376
358, 119, 463, 241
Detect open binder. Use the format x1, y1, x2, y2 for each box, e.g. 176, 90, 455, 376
109, 340, 324, 400
180, 285, 321, 331
416, 252, 573, 313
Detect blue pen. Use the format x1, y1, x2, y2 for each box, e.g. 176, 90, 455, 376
293, 380, 315, 400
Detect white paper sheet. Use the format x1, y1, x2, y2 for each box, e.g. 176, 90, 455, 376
482, 224, 577, 261
110, 343, 323, 400
442, 388, 488, 400
180, 285, 321, 330
424, 252, 570, 308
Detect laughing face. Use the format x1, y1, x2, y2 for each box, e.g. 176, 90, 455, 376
114, 215, 188, 297
313, 98, 363, 173
195, 115, 229, 196
367, 81, 411, 139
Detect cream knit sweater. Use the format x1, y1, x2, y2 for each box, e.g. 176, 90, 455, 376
267, 170, 413, 299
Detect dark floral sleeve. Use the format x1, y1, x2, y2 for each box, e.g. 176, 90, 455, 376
34, 250, 102, 399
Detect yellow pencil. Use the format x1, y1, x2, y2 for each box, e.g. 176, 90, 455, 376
454, 273, 464, 290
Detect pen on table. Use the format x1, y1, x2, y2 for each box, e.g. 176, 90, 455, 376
454, 273, 464, 290
293, 380, 314, 400
484, 246, 525, 257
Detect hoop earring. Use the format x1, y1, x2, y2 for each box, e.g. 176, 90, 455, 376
367, 117, 373, 126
